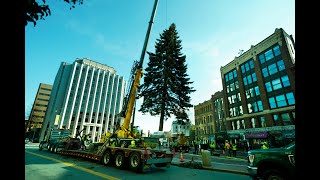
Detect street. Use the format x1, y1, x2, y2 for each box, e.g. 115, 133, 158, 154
26, 143, 251, 180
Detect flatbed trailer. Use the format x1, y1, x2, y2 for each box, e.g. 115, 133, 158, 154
45, 136, 174, 173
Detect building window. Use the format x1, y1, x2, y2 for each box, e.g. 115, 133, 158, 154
276, 95, 287, 107
259, 54, 266, 64
260, 117, 266, 127
241, 119, 245, 129
265, 49, 274, 61
268, 63, 278, 75
236, 120, 240, 130
273, 114, 280, 126
273, 45, 281, 56
286, 92, 295, 105
251, 118, 256, 128
277, 60, 286, 71
269, 97, 277, 109
232, 121, 235, 130
281, 75, 290, 87
281, 113, 292, 125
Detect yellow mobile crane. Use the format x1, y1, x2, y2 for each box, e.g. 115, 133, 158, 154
116, 0, 158, 139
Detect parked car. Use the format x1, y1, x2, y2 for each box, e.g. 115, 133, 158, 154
247, 141, 295, 180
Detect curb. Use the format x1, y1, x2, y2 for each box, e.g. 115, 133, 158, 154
170, 161, 249, 176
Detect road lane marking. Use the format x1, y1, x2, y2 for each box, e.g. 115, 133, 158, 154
26, 150, 121, 180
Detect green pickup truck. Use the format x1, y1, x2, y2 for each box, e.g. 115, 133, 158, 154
247, 141, 295, 180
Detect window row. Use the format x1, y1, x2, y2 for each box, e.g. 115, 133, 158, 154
225, 69, 237, 82
243, 73, 257, 86
227, 93, 241, 104
245, 86, 260, 99
241, 59, 254, 73
259, 44, 281, 64
247, 100, 263, 114
226, 81, 239, 93
262, 60, 286, 77
229, 105, 243, 117
269, 92, 295, 109
265, 75, 290, 92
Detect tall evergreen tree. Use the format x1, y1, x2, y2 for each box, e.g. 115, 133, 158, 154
138, 23, 195, 131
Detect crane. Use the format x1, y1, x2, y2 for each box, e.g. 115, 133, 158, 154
116, 0, 159, 139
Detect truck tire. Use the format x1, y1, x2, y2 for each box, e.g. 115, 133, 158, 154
39, 143, 43, 151
129, 152, 143, 172
102, 150, 113, 166
114, 152, 126, 169
53, 145, 59, 153
261, 169, 286, 180
50, 144, 55, 153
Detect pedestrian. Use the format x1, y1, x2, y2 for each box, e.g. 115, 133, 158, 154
81, 134, 87, 150
209, 141, 216, 156
194, 141, 198, 154
232, 143, 237, 157
224, 140, 231, 156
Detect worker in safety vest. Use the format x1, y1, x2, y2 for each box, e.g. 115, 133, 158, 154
209, 141, 216, 156
129, 138, 136, 148
231, 143, 237, 157
261, 142, 268, 149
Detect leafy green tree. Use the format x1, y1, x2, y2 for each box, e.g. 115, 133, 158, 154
138, 23, 195, 131
26, 0, 84, 27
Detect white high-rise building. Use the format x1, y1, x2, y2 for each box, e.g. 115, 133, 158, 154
39, 58, 126, 142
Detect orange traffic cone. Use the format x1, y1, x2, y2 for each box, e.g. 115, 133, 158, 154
179, 152, 184, 162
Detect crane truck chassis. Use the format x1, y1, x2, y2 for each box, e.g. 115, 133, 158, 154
41, 136, 173, 173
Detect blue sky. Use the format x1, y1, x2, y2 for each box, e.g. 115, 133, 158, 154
26, 0, 295, 133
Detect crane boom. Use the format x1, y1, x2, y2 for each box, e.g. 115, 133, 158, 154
117, 0, 159, 139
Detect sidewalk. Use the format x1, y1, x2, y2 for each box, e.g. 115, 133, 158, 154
170, 151, 249, 175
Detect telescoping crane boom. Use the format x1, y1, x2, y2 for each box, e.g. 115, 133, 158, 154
116, 0, 159, 139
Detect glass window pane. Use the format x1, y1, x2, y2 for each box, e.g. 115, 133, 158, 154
249, 59, 254, 69
273, 45, 281, 56
257, 100, 263, 111
259, 54, 265, 64
235, 81, 239, 89
265, 82, 272, 92
277, 60, 286, 71
247, 75, 252, 84
272, 78, 282, 90
268, 63, 278, 75
230, 83, 235, 92
233, 69, 237, 78
243, 77, 247, 86
281, 75, 290, 87
262, 68, 269, 77
226, 85, 230, 93
286, 92, 295, 105
269, 97, 276, 109
252, 73, 257, 82
276, 95, 287, 107
229, 72, 233, 80
255, 86, 260, 96
245, 63, 250, 71
225, 74, 229, 82
241, 65, 245, 73
265, 49, 274, 61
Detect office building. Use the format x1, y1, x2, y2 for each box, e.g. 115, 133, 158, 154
26, 83, 52, 141
39, 58, 126, 143
194, 91, 226, 143
220, 28, 295, 148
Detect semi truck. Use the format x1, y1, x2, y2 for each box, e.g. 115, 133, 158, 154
39, 0, 174, 172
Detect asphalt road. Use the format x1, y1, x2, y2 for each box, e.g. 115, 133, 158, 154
25, 143, 252, 180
